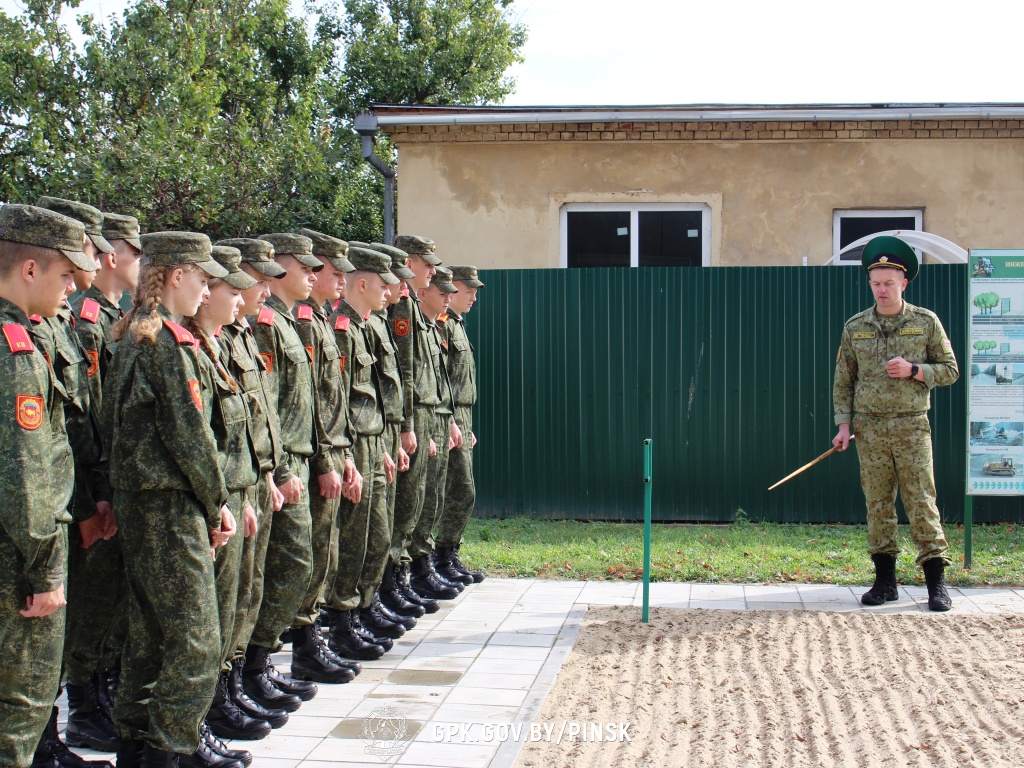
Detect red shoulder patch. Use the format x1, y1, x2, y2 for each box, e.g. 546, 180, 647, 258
334, 315, 350, 332
257, 307, 275, 326
259, 352, 273, 373
162, 320, 194, 345
86, 350, 99, 377
394, 318, 410, 337
2, 324, 34, 353
188, 379, 203, 410
79, 298, 101, 324
16, 394, 44, 430
296, 304, 314, 321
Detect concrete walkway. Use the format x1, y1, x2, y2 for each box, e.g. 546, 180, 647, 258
65, 579, 1024, 767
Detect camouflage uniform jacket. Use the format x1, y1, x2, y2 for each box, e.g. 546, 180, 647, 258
294, 297, 353, 475
0, 298, 73, 594
425, 315, 454, 418
201, 333, 259, 493
389, 294, 440, 432
439, 311, 476, 408
331, 301, 384, 437
833, 300, 959, 425
367, 310, 404, 425
70, 286, 122, 416
219, 320, 284, 476
249, 294, 315, 485
102, 307, 228, 529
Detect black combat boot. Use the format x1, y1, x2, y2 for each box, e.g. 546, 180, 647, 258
448, 545, 485, 583
327, 609, 386, 660
397, 562, 440, 613
115, 740, 145, 768
374, 591, 417, 630
198, 720, 251, 768
860, 553, 899, 606
65, 678, 120, 751
923, 558, 953, 612
359, 599, 406, 639
227, 659, 290, 727
207, 670, 271, 741
380, 564, 425, 617
410, 555, 460, 600
291, 624, 356, 684
311, 615, 363, 675
95, 665, 119, 721
241, 646, 302, 713
139, 744, 178, 768
433, 545, 474, 586
177, 721, 245, 768
261, 655, 320, 701
320, 607, 387, 653
351, 608, 394, 650
31, 707, 114, 768
429, 551, 466, 592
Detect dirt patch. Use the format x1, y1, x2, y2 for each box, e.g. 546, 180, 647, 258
515, 606, 1024, 768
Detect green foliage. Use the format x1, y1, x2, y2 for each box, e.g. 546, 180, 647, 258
0, 0, 526, 239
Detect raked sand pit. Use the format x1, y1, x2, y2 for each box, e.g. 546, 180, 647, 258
515, 605, 1024, 768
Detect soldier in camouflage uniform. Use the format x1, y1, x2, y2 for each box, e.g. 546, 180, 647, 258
434, 265, 485, 585
103, 231, 236, 766
0, 204, 94, 768
833, 236, 959, 612
241, 234, 319, 715
286, 229, 362, 684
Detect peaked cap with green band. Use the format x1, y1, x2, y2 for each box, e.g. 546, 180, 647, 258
258, 233, 322, 270
862, 235, 919, 282
141, 231, 228, 279
0, 203, 95, 271
298, 228, 354, 272
211, 245, 258, 290
102, 212, 142, 250
215, 237, 286, 278
35, 196, 115, 254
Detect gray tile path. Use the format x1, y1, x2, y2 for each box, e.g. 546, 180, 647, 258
63, 579, 1024, 767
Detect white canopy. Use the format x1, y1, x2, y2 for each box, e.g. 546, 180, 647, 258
824, 230, 969, 266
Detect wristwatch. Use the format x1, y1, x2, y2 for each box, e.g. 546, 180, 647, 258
910, 363, 919, 378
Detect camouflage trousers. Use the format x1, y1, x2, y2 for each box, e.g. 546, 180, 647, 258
231, 475, 274, 662
409, 413, 452, 560
383, 423, 401, 536
327, 433, 386, 611
391, 407, 436, 566
853, 413, 951, 566
356, 428, 394, 607
63, 524, 128, 686
0, 527, 67, 768
249, 455, 311, 650
214, 489, 247, 671
114, 489, 220, 754
437, 405, 476, 548
292, 448, 344, 628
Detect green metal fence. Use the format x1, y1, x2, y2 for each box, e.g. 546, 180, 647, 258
465, 264, 1024, 524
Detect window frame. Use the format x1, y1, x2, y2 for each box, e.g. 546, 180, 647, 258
832, 208, 924, 266
559, 202, 713, 268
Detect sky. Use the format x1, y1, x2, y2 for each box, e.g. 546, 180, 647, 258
2, 0, 1020, 106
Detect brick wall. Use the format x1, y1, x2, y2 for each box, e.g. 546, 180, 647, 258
384, 119, 1024, 144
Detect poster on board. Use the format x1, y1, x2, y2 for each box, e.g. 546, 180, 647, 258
967, 249, 1024, 495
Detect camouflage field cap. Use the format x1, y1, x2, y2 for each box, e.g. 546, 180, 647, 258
141, 231, 228, 278
370, 242, 416, 279
298, 228, 354, 273
211, 245, 258, 290
449, 265, 484, 288
258, 233, 322, 270
0, 204, 95, 271
862, 235, 919, 282
36, 196, 115, 254
214, 237, 286, 278
102, 212, 142, 250
395, 234, 441, 266
348, 246, 400, 285
430, 265, 459, 294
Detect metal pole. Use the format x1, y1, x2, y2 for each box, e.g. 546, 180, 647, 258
642, 439, 652, 623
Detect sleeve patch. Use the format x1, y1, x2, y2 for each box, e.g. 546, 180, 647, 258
79, 298, 101, 324
942, 339, 952, 352
86, 349, 99, 377
162, 320, 195, 345
2, 323, 34, 353
335, 315, 350, 332
297, 304, 314, 321
257, 307, 275, 326
394, 318, 410, 337
188, 379, 203, 410
259, 352, 273, 373
16, 394, 44, 430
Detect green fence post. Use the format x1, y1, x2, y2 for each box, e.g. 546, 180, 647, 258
643, 438, 653, 623
964, 495, 973, 570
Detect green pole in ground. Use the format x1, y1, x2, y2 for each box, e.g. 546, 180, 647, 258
964, 495, 973, 570
642, 439, 653, 623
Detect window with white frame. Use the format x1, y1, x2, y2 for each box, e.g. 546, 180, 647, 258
560, 203, 712, 268
833, 209, 923, 265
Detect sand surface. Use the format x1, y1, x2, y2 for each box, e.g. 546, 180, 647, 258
515, 606, 1024, 768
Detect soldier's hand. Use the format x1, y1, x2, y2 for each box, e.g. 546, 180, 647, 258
318, 470, 342, 500
402, 430, 418, 455
243, 504, 258, 538
210, 506, 237, 549
885, 356, 913, 378
398, 447, 411, 472
429, 438, 437, 458
833, 424, 852, 451
450, 421, 463, 449
21, 585, 66, 618
383, 452, 396, 484
268, 473, 285, 511
342, 465, 363, 504
95, 501, 118, 540
279, 476, 303, 505
78, 512, 107, 550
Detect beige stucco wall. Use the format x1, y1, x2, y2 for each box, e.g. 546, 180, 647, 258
392, 138, 1024, 269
